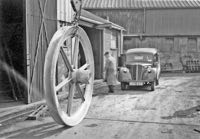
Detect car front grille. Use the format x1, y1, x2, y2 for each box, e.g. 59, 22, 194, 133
127, 64, 145, 81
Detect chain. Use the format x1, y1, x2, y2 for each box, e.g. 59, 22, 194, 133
72, 10, 81, 26
70, 0, 82, 26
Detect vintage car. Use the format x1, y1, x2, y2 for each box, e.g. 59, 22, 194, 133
118, 48, 161, 91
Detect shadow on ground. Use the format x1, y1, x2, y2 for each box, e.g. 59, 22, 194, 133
0, 93, 25, 109
161, 105, 200, 119
0, 122, 71, 138
0, 101, 25, 109
93, 85, 153, 98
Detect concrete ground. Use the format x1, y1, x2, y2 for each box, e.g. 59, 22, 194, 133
0, 73, 200, 139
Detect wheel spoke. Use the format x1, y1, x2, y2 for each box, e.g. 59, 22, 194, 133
76, 83, 85, 102
67, 83, 76, 116
55, 78, 72, 92
60, 47, 73, 72
72, 36, 79, 69
79, 63, 90, 70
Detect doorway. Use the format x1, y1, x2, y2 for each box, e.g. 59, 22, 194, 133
0, 0, 26, 103
81, 26, 104, 79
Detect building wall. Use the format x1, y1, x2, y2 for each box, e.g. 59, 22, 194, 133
26, 0, 57, 103
103, 28, 120, 69
89, 8, 200, 71
88, 9, 200, 35
146, 9, 200, 35
87, 9, 143, 34
0, 0, 58, 103
57, 0, 73, 23
104, 29, 112, 53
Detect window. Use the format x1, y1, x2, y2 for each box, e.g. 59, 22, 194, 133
188, 37, 197, 52
126, 53, 153, 63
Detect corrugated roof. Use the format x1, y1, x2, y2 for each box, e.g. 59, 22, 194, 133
81, 9, 109, 24
82, 0, 200, 9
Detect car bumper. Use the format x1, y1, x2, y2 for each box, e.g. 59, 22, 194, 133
124, 80, 154, 86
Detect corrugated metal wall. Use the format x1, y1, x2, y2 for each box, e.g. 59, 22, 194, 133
88, 8, 200, 35
57, 0, 73, 23
87, 9, 143, 34
26, 0, 57, 103
146, 9, 200, 35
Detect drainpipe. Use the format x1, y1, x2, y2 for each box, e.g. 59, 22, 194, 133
120, 29, 123, 54
143, 8, 146, 34
139, 8, 146, 47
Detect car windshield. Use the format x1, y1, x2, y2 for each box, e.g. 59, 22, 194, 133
126, 53, 153, 63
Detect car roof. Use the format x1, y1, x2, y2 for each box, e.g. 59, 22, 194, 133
126, 48, 158, 54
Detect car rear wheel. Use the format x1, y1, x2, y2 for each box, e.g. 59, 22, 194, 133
156, 79, 159, 85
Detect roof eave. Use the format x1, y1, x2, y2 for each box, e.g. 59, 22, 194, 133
80, 16, 125, 31
80, 16, 103, 25
84, 7, 200, 10
111, 23, 126, 31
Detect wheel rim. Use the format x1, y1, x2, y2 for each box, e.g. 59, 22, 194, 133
44, 26, 94, 126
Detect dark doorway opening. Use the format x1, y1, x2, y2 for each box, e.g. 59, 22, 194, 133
0, 0, 26, 103
81, 26, 104, 79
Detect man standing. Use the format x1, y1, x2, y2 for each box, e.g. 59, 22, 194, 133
104, 51, 118, 93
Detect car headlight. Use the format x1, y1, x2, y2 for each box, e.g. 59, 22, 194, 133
146, 66, 151, 73
121, 67, 128, 73
123, 69, 128, 73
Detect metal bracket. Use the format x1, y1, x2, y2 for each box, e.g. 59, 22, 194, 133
70, 0, 82, 26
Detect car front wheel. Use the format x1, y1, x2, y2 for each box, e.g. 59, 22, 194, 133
121, 82, 128, 90
150, 81, 155, 91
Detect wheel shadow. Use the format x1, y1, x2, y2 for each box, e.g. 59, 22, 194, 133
0, 122, 70, 138
114, 86, 153, 95
161, 105, 200, 119
127, 86, 151, 91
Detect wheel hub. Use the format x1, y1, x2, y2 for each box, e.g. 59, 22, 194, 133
72, 69, 91, 84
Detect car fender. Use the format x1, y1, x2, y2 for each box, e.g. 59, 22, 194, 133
118, 67, 132, 82
147, 68, 156, 81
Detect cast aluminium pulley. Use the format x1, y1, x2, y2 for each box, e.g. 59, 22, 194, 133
43, 0, 95, 126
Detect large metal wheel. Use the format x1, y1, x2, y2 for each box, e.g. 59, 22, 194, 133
44, 26, 94, 126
